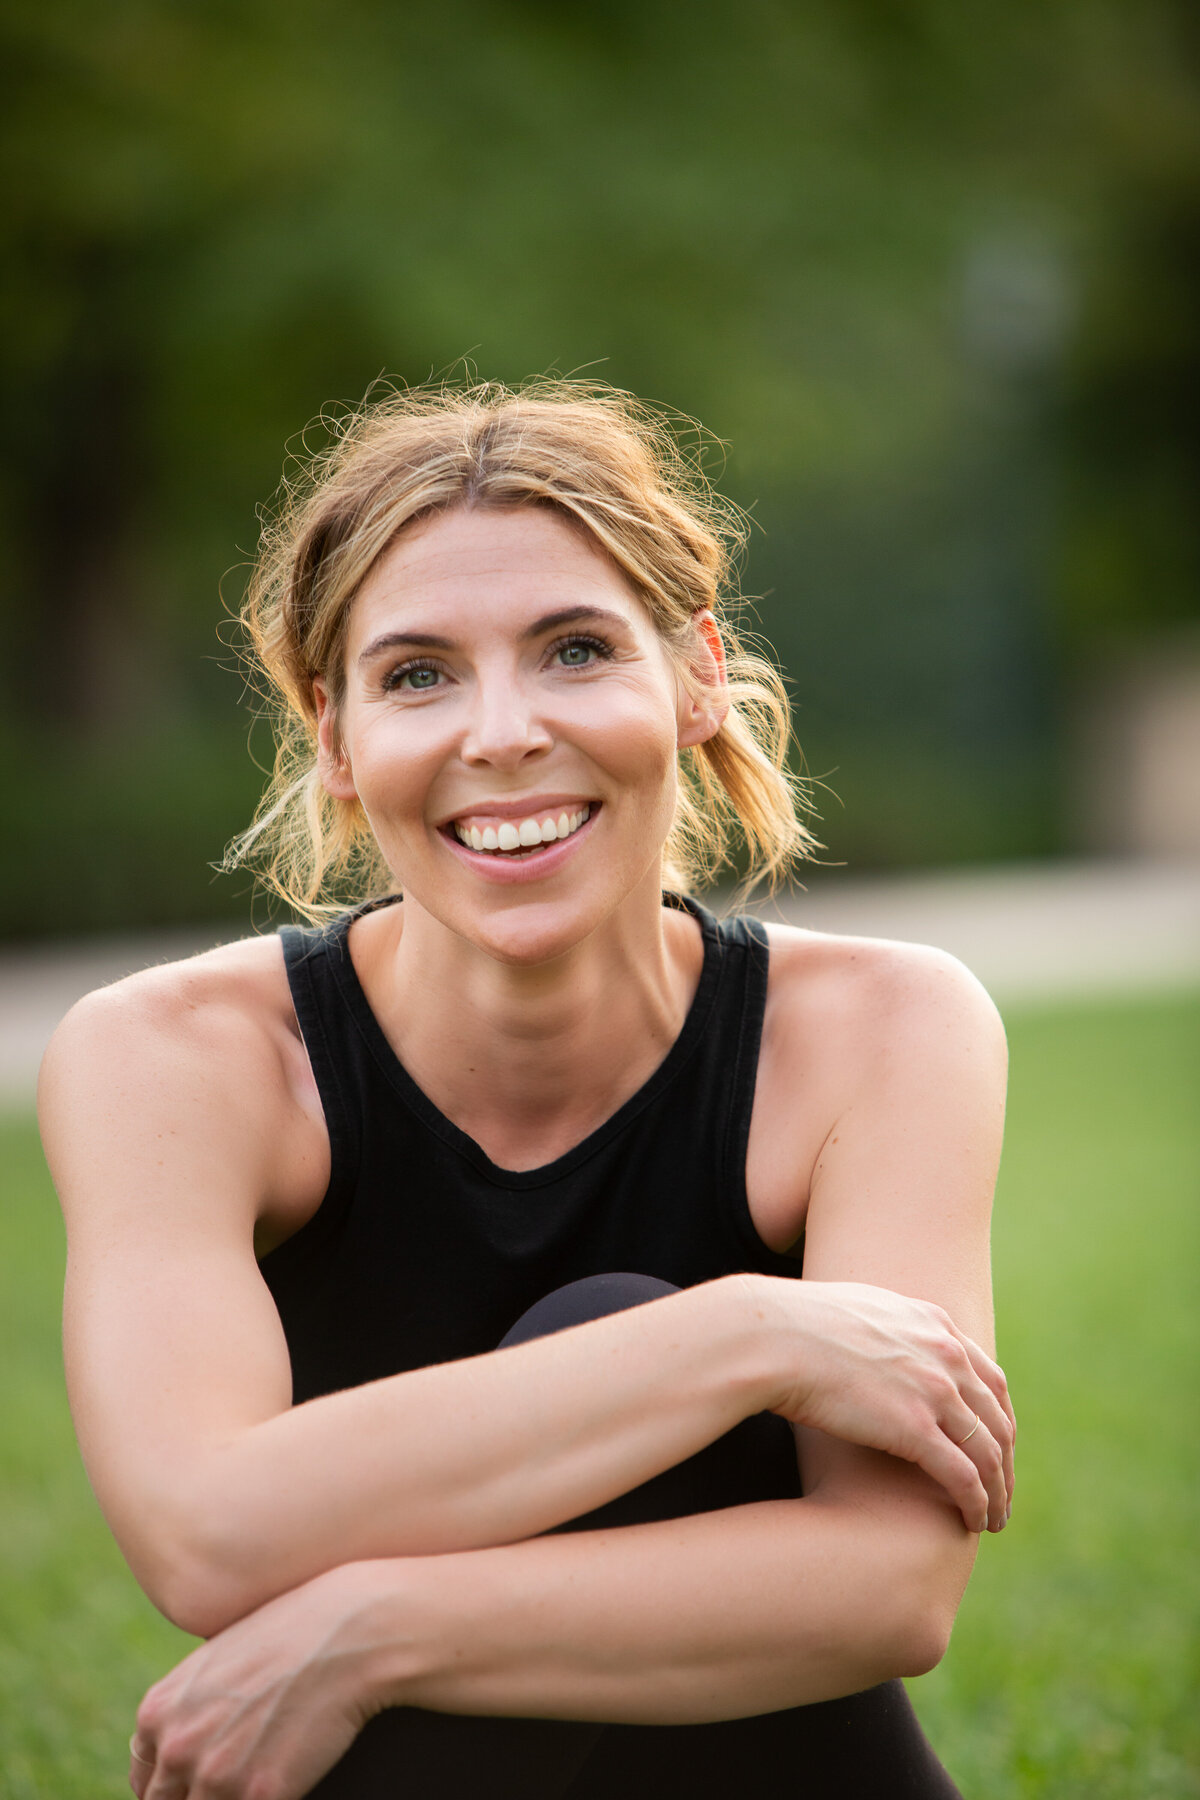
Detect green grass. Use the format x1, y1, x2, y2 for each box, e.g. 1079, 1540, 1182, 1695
911, 993, 1200, 1797
1, 992, 1197, 1796
0, 1120, 194, 1796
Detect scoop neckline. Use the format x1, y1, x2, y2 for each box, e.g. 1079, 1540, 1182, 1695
320, 892, 730, 1191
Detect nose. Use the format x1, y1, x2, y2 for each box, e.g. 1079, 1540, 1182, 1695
459, 669, 554, 770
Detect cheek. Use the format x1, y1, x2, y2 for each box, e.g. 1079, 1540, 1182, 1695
343, 717, 441, 844
617, 716, 680, 802
572, 689, 682, 834
350, 704, 441, 781
572, 677, 680, 768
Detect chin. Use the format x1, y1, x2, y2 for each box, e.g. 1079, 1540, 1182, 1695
405, 872, 638, 970
388, 830, 668, 966
453, 895, 607, 968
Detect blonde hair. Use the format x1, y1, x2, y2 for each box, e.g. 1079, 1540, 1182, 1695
227, 378, 817, 917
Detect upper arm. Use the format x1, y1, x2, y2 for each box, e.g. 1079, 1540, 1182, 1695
800, 941, 1006, 1341
776, 940, 1008, 1618
37, 963, 311, 1617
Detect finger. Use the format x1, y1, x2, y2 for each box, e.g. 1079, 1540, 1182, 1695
909, 1428, 991, 1533
958, 1333, 1017, 1444
981, 1386, 1015, 1517
947, 1399, 1009, 1531
946, 1332, 1016, 1513
141, 1751, 189, 1800
129, 1734, 155, 1799
957, 1368, 1016, 1516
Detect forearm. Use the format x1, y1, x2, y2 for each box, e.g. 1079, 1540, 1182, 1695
358, 1484, 974, 1724
127, 1473, 976, 1798
159, 1275, 773, 1634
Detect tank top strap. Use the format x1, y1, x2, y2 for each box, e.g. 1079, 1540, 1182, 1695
275, 894, 793, 1285
278, 912, 370, 1255
712, 907, 775, 1257
666, 897, 799, 1273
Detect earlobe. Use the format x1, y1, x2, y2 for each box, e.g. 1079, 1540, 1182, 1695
314, 680, 358, 801
677, 610, 730, 749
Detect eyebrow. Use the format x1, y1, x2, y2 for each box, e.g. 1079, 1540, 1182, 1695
357, 605, 632, 666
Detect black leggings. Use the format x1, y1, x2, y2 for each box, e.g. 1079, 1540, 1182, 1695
307, 1274, 963, 1798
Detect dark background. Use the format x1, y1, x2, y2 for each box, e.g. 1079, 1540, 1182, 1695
4, 0, 1197, 937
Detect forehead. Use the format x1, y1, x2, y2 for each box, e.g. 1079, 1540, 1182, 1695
348, 505, 647, 646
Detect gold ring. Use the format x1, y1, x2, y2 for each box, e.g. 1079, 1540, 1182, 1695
956, 1414, 981, 1446
129, 1733, 155, 1768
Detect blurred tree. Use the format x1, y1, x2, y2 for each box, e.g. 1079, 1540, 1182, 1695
0, 0, 1196, 929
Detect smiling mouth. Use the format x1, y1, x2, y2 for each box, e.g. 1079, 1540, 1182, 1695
450, 804, 593, 857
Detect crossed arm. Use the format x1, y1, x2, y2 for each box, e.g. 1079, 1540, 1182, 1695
39, 940, 1012, 1794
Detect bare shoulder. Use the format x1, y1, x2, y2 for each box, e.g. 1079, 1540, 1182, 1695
39, 934, 325, 1235
745, 924, 1006, 1253
40, 933, 298, 1100
762, 922, 1007, 1075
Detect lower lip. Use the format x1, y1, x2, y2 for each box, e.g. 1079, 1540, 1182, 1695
440, 808, 600, 884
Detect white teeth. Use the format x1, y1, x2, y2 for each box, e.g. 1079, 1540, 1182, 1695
455, 806, 590, 853
455, 805, 591, 854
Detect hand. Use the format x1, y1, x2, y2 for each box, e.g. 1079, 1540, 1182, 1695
128, 1563, 384, 1799
750, 1276, 1016, 1534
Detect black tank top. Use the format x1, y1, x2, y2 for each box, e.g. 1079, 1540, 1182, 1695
260, 893, 803, 1396
258, 897, 964, 1800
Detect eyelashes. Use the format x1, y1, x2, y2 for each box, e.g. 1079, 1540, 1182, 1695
380, 658, 442, 693
379, 634, 617, 694
549, 633, 616, 667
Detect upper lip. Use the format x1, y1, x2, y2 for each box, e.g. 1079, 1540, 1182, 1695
439, 795, 598, 828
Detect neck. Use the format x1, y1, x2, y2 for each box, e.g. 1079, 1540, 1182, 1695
351, 877, 703, 1170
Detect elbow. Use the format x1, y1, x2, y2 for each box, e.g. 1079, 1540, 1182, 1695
834, 1600, 954, 1693
874, 1519, 972, 1681
779, 1594, 955, 1706
130, 1509, 266, 1640
880, 1551, 964, 1678
891, 1601, 955, 1678
153, 1559, 251, 1641
842, 1554, 962, 1686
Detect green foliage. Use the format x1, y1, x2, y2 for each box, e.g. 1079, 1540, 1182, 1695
0, 0, 1197, 926
1, 721, 262, 938
2, 992, 1197, 1794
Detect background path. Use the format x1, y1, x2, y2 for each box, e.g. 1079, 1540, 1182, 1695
3, 858, 1198, 1110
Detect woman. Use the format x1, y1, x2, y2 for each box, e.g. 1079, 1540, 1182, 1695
39, 381, 1013, 1800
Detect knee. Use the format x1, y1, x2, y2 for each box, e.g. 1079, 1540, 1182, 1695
500, 1273, 679, 1348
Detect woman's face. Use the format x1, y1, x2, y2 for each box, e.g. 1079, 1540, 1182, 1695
319, 504, 714, 965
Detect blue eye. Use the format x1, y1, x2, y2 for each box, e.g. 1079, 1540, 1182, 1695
552, 635, 613, 668
383, 662, 442, 692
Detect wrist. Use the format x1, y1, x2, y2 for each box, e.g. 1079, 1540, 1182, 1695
716, 1272, 796, 1418
336, 1553, 492, 1713
320, 1559, 434, 1712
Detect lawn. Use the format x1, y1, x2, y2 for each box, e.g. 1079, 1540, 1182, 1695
1, 992, 1197, 1797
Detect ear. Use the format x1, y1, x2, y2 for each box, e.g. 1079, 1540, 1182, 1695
676, 610, 730, 749
314, 679, 358, 801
